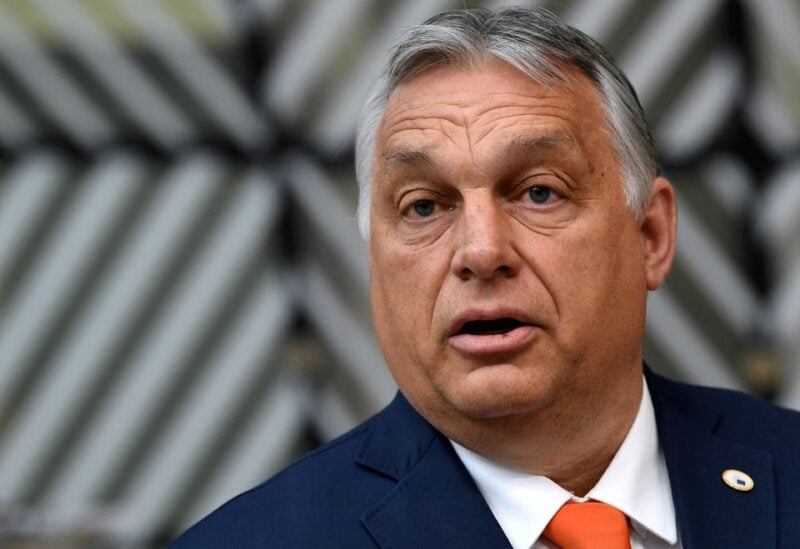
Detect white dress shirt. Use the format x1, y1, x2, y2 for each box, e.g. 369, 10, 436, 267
451, 376, 681, 549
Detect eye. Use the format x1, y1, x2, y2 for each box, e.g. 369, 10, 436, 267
400, 192, 451, 223
410, 199, 437, 218
527, 186, 555, 204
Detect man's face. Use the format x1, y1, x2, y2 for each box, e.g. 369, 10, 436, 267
369, 61, 673, 433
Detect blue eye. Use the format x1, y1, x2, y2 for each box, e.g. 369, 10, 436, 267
528, 186, 552, 204
412, 200, 436, 217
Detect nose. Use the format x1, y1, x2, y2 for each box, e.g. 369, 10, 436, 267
450, 193, 521, 281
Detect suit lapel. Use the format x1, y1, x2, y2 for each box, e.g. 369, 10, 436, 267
357, 393, 511, 549
358, 375, 778, 549
647, 371, 776, 548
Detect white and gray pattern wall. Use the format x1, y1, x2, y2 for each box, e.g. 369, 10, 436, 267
0, 0, 798, 546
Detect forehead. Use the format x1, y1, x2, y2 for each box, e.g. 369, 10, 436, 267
376, 60, 609, 163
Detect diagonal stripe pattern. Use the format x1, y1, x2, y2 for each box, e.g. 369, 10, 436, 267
0, 0, 797, 546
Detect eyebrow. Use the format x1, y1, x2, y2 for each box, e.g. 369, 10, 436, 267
380, 146, 435, 168
501, 132, 573, 156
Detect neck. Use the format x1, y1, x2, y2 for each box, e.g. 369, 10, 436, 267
450, 372, 643, 496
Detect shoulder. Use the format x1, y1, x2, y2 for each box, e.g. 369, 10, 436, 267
649, 371, 800, 454
170, 417, 390, 548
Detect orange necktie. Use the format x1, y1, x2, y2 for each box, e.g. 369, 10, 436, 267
542, 501, 631, 549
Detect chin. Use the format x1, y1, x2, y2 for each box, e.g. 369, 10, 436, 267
437, 365, 559, 420
448, 392, 548, 420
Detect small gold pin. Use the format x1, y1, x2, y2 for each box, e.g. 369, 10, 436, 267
722, 469, 755, 492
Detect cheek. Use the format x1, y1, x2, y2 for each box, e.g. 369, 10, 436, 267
370, 242, 444, 344
370, 243, 452, 401
540, 220, 644, 329
537, 233, 599, 296
576, 228, 647, 355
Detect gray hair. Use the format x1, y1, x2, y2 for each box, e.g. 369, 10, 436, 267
355, 6, 657, 238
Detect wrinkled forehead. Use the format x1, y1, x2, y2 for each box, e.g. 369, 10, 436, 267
375, 61, 610, 163
383, 59, 601, 121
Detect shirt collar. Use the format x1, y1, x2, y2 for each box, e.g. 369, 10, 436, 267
586, 376, 678, 545
451, 442, 569, 549
451, 375, 678, 549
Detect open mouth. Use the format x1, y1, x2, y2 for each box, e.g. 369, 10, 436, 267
449, 314, 536, 355
458, 317, 527, 336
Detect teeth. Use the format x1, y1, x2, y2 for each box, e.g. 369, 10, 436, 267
461, 317, 523, 335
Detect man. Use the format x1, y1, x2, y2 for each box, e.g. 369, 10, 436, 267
172, 7, 800, 548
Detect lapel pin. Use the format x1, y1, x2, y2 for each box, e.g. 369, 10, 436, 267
722, 469, 754, 492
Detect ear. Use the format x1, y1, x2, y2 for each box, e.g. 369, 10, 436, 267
640, 177, 677, 290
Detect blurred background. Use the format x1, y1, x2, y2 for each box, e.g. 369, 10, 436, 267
0, 0, 798, 546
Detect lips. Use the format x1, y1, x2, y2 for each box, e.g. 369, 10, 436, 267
458, 317, 526, 335
448, 310, 538, 355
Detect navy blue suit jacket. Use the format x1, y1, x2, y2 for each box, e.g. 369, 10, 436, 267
171, 369, 800, 548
